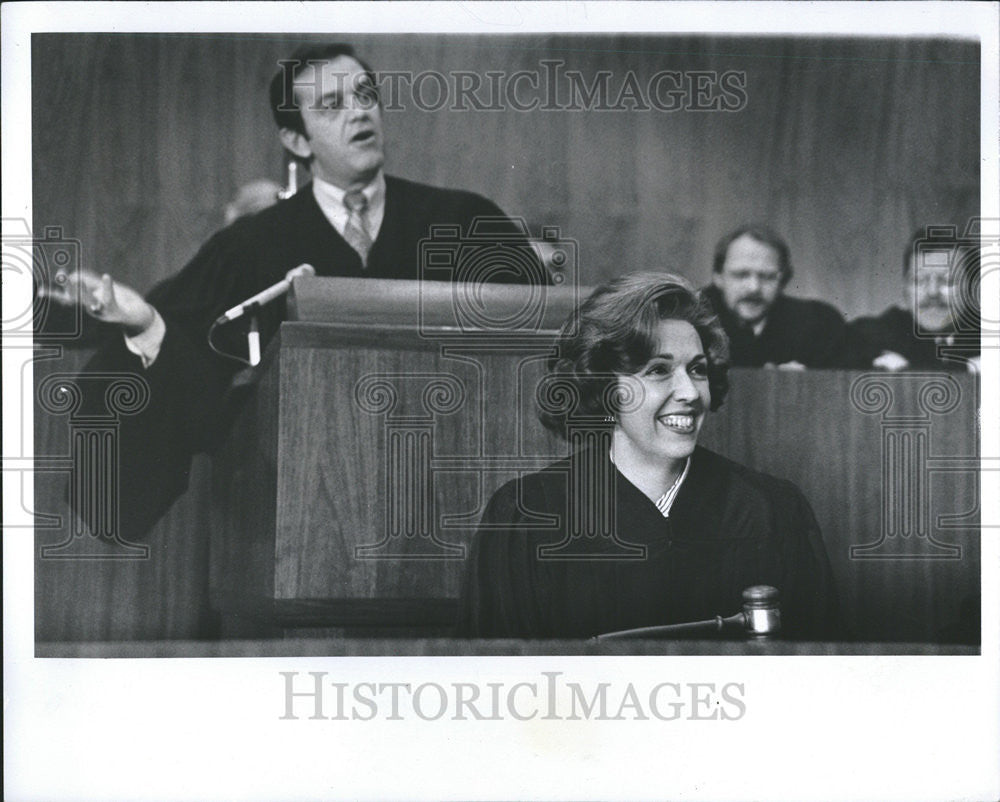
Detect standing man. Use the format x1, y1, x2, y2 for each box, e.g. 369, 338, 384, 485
51, 42, 546, 540
702, 224, 860, 369
849, 228, 980, 372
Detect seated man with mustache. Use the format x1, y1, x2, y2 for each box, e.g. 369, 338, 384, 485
702, 225, 861, 369
849, 228, 981, 373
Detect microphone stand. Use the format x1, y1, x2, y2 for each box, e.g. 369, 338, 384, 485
245, 301, 261, 367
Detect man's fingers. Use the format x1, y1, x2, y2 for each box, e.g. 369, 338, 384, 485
57, 270, 102, 301
41, 271, 89, 306
873, 351, 908, 371
84, 273, 118, 315
97, 273, 117, 307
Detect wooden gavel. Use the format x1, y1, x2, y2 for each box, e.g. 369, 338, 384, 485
595, 585, 781, 641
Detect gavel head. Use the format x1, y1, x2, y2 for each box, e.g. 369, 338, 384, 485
742, 585, 781, 637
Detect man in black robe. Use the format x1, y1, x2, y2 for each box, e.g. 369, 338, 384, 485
702, 225, 865, 369
51, 43, 545, 540
849, 228, 980, 373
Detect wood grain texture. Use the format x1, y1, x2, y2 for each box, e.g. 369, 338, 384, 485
288, 277, 583, 332
700, 369, 980, 644
204, 327, 978, 642
31, 32, 981, 643
268, 332, 565, 602
32, 34, 978, 315
35, 337, 979, 644
33, 348, 215, 641
38, 638, 978, 658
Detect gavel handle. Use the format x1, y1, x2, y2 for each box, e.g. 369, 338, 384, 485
595, 612, 746, 641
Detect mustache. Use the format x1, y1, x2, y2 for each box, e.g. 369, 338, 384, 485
737, 294, 766, 304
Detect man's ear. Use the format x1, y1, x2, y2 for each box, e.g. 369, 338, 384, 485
278, 127, 312, 161
711, 271, 724, 289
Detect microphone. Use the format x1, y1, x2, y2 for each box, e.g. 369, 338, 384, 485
595, 585, 781, 641
215, 263, 315, 325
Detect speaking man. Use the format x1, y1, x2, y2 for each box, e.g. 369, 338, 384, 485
49, 42, 546, 540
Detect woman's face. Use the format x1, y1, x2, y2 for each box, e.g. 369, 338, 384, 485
614, 318, 711, 465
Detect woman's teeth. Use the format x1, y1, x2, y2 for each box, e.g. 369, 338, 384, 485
659, 414, 695, 432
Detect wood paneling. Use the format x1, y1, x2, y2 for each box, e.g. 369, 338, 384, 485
38, 638, 977, 658
31, 32, 982, 645
32, 34, 979, 313
34, 348, 216, 642
35, 337, 979, 643
199, 324, 980, 643
700, 369, 980, 644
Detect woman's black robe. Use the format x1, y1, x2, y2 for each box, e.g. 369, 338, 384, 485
463, 445, 841, 640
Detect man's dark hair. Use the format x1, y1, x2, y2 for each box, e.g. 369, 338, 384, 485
269, 43, 377, 136
538, 272, 730, 438
712, 224, 793, 285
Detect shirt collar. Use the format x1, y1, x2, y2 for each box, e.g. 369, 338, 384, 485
608, 450, 692, 519
311, 171, 386, 236
654, 457, 691, 517
313, 170, 384, 210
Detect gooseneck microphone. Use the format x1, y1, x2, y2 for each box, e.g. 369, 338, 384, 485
215, 263, 315, 325
595, 585, 781, 641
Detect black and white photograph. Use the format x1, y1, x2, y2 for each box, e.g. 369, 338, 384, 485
4, 2, 998, 800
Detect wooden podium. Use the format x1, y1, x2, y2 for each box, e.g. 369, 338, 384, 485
210, 278, 584, 635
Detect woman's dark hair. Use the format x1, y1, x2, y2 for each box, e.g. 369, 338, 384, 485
538, 272, 730, 438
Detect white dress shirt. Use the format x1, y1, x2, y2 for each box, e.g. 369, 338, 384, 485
609, 451, 692, 518
125, 172, 388, 368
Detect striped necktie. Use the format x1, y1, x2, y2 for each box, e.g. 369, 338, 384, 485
343, 190, 373, 266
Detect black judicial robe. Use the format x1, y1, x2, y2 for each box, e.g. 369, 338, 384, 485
81, 176, 544, 539
462, 446, 841, 640
848, 306, 980, 372
702, 285, 868, 369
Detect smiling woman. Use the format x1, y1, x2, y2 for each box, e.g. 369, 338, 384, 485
461, 273, 842, 641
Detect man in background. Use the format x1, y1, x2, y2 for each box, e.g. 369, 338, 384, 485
703, 224, 861, 369
48, 42, 545, 540
849, 228, 980, 372
223, 178, 283, 224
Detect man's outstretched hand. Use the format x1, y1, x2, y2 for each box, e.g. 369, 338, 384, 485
45, 270, 157, 337
872, 350, 910, 372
